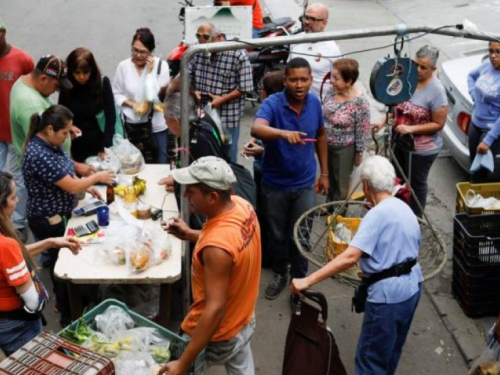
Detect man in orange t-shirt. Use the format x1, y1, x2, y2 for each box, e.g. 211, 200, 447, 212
160, 156, 261, 375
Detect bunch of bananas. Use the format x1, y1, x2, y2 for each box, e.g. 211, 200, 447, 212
114, 176, 147, 198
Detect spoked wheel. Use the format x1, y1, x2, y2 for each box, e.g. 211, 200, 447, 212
293, 200, 447, 287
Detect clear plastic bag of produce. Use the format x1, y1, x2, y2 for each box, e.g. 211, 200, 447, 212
143, 228, 172, 265
115, 351, 158, 375
84, 149, 121, 174
111, 134, 145, 175
126, 243, 153, 274
94, 305, 135, 339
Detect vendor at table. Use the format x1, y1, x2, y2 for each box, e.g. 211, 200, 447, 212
21, 104, 115, 327
0, 171, 81, 356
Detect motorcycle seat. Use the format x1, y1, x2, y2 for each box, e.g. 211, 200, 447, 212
247, 51, 260, 63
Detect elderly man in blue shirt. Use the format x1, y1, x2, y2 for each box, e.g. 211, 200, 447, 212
292, 155, 423, 375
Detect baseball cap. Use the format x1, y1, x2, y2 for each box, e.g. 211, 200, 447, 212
35, 55, 72, 89
0, 17, 5, 30
172, 156, 236, 190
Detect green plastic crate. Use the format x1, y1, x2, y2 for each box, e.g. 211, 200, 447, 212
59, 299, 205, 374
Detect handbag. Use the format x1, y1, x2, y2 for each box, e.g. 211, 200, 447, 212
122, 109, 157, 164
96, 106, 125, 138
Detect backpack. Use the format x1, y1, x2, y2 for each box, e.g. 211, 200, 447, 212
189, 115, 257, 210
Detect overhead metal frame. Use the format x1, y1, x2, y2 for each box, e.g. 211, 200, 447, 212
178, 24, 500, 313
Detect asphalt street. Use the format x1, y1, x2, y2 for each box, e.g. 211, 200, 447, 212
2, 0, 499, 373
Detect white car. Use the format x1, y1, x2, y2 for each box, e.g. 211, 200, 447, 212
440, 52, 486, 171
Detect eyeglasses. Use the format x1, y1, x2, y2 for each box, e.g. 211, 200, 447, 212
303, 15, 326, 23
131, 48, 149, 57
196, 33, 211, 41
489, 49, 500, 56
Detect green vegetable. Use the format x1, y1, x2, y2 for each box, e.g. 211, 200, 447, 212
60, 318, 93, 345
149, 345, 171, 363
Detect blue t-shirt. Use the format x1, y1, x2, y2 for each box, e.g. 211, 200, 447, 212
468, 60, 500, 146
22, 136, 76, 218
350, 197, 424, 304
255, 90, 324, 189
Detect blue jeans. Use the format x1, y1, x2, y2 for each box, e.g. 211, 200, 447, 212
252, 28, 261, 38
261, 183, 316, 278
224, 127, 240, 164
0, 318, 42, 356
154, 129, 168, 164
6, 144, 27, 229
355, 287, 421, 375
0, 141, 8, 171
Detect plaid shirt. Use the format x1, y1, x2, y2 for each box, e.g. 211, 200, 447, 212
189, 49, 253, 129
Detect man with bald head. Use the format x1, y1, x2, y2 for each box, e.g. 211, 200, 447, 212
189, 23, 253, 163
288, 3, 341, 97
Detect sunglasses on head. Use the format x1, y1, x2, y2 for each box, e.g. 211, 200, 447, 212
196, 33, 211, 41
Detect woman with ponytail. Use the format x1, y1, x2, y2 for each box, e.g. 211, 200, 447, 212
0, 171, 81, 355
22, 104, 115, 326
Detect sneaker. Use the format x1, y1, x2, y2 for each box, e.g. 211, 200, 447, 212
265, 273, 288, 300
290, 294, 303, 315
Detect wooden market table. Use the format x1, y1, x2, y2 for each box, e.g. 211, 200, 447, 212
54, 164, 181, 328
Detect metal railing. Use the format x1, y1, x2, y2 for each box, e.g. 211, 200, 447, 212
178, 24, 500, 313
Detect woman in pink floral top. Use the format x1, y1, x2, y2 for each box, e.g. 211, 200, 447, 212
322, 58, 370, 201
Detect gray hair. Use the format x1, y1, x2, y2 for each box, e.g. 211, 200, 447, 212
163, 92, 197, 122
359, 156, 395, 193
415, 45, 440, 67
198, 22, 220, 38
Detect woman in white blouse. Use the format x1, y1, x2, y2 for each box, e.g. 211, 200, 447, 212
113, 27, 170, 163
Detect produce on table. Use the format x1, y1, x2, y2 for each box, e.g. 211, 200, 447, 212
114, 176, 147, 198
129, 245, 152, 273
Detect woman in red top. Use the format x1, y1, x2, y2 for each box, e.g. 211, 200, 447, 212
0, 171, 81, 356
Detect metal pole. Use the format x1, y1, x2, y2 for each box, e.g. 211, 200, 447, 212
178, 24, 500, 314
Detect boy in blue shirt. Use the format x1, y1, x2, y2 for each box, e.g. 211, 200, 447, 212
251, 58, 328, 303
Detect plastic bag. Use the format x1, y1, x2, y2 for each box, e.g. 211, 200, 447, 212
203, 103, 228, 144
143, 71, 160, 103
143, 229, 172, 265
115, 351, 158, 375
94, 305, 135, 339
111, 134, 145, 174
101, 148, 121, 173
468, 339, 500, 375
349, 166, 362, 195
334, 223, 353, 243
465, 190, 500, 210
126, 243, 153, 274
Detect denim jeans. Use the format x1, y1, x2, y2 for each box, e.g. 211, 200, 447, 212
224, 126, 240, 164
393, 146, 438, 217
0, 318, 42, 356
153, 129, 168, 164
0, 141, 9, 171
261, 183, 316, 278
6, 144, 27, 229
355, 287, 421, 375
252, 28, 261, 39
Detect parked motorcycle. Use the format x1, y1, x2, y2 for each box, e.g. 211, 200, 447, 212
166, 0, 302, 102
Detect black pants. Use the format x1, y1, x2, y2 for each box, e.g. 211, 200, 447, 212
393, 146, 438, 217
253, 166, 271, 268
28, 215, 71, 323
468, 123, 500, 182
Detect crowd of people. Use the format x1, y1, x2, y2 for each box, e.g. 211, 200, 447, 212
2, 1, 500, 373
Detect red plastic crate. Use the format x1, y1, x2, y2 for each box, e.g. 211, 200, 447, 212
0, 331, 114, 374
